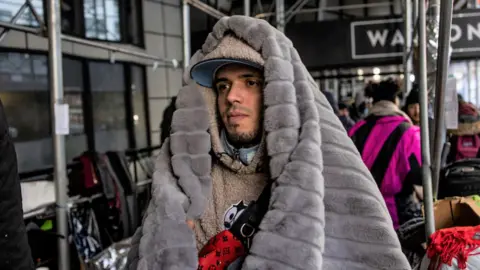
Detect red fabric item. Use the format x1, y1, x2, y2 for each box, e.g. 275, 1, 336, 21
427, 225, 480, 270
80, 155, 97, 189
198, 230, 245, 270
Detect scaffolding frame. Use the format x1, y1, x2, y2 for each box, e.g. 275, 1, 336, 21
0, 1, 178, 269
0, 0, 456, 267
180, 0, 454, 244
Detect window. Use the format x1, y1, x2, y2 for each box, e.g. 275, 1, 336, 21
0, 53, 90, 173
0, 52, 50, 172
89, 62, 128, 152
84, 0, 121, 41
130, 65, 148, 149
63, 58, 88, 161
0, 0, 44, 26
61, 0, 85, 36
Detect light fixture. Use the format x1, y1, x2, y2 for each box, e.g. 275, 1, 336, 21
373, 67, 381, 75
409, 74, 415, 82
400, 74, 405, 79
133, 115, 139, 121
357, 69, 364, 76
373, 74, 381, 81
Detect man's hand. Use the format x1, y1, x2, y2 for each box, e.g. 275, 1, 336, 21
187, 219, 195, 230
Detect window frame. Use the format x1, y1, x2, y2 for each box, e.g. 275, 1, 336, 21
0, 48, 152, 173
79, 0, 143, 45
124, 64, 151, 150
85, 59, 151, 152
0, 0, 45, 27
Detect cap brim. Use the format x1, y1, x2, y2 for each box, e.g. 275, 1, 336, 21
190, 58, 263, 88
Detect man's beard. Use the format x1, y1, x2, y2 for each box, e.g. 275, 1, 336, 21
226, 126, 261, 148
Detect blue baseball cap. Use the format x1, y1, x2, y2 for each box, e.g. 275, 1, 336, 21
190, 58, 263, 88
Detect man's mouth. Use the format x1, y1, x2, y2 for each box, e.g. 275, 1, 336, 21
228, 111, 248, 123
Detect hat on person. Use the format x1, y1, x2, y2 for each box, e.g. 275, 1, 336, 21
190, 34, 265, 88
405, 84, 419, 107
338, 102, 349, 111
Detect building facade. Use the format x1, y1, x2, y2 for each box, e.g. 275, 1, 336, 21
0, 0, 183, 173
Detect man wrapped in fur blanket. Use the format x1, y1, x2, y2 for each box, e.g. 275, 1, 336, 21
127, 16, 411, 270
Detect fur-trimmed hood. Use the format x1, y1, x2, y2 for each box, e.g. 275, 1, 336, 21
127, 16, 410, 270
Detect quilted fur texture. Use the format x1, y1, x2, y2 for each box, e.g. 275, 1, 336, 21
127, 16, 411, 270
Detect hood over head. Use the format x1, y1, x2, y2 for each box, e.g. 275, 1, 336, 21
190, 34, 265, 88
190, 33, 269, 174
129, 16, 410, 270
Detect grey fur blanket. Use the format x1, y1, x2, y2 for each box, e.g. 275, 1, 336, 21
127, 16, 411, 270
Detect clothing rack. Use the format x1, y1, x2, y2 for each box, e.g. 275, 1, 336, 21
23, 193, 104, 220
19, 145, 161, 182
23, 176, 153, 220
21, 145, 160, 220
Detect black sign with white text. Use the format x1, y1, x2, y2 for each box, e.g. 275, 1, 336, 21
191, 11, 480, 70
351, 12, 480, 59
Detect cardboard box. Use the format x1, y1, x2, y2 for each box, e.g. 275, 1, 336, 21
433, 196, 480, 230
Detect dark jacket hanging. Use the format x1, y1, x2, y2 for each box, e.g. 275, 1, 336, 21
0, 98, 34, 270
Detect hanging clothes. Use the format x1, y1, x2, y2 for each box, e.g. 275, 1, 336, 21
69, 203, 103, 262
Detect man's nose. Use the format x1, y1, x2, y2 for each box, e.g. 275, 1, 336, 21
226, 82, 244, 104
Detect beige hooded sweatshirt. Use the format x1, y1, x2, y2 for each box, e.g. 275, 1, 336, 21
192, 35, 269, 249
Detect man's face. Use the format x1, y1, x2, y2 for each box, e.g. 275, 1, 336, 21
214, 64, 263, 146
407, 103, 420, 124
339, 108, 349, 117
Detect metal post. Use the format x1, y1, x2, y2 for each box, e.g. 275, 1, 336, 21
257, 2, 393, 18
275, 0, 285, 32
27, 0, 46, 28
188, 0, 226, 19
183, 0, 191, 69
244, 0, 250, 16
413, 0, 419, 22
0, 21, 41, 34
317, 0, 326, 21
47, 0, 69, 269
286, 0, 311, 24
403, 0, 413, 94
419, 0, 436, 238
432, 0, 453, 200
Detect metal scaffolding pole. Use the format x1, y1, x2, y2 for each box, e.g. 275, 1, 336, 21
187, 0, 226, 19
403, 0, 413, 94
285, 0, 311, 24
413, 0, 419, 23
0, 2, 29, 42
62, 35, 175, 66
183, 0, 191, 69
47, 0, 69, 269
419, 0, 436, 238
256, 2, 393, 18
27, 0, 46, 29
244, 0, 250, 16
0, 21, 41, 34
275, 0, 285, 32
432, 0, 454, 199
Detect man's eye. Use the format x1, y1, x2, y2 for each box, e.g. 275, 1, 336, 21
216, 83, 230, 92
246, 80, 262, 87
